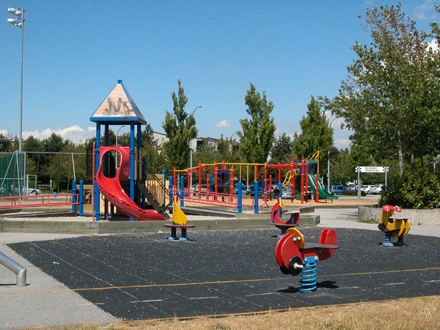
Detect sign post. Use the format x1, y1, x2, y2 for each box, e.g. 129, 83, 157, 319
355, 166, 389, 200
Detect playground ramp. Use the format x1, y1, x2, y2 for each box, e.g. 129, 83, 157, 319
307, 174, 338, 200
176, 206, 236, 218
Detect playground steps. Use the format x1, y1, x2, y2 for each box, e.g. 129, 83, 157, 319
137, 180, 171, 221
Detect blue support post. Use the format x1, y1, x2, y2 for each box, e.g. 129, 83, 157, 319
137, 124, 142, 206
237, 181, 242, 214
72, 180, 77, 213
180, 175, 184, 207
94, 123, 101, 221
129, 122, 135, 221
79, 180, 84, 216
254, 181, 259, 214
169, 176, 173, 204
141, 156, 146, 209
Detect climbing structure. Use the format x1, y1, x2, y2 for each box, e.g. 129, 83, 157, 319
90, 80, 170, 221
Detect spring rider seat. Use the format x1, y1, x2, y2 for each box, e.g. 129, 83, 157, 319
275, 227, 339, 292
270, 198, 300, 238
378, 205, 410, 247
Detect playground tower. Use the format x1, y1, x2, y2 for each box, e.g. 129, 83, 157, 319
90, 80, 150, 221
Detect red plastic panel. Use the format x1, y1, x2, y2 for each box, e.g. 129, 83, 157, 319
96, 146, 165, 221
279, 233, 302, 269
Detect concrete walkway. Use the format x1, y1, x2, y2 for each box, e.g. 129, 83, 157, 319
0, 233, 116, 329
0, 208, 439, 330
315, 208, 440, 237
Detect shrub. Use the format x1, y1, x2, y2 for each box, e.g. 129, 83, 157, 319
380, 168, 440, 209
344, 190, 367, 197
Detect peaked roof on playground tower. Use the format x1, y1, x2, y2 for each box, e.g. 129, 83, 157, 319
90, 80, 147, 125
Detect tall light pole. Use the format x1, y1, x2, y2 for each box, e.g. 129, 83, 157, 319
190, 105, 202, 186
7, 7, 25, 152
229, 131, 239, 154
115, 125, 125, 166
327, 117, 337, 191
192, 105, 202, 116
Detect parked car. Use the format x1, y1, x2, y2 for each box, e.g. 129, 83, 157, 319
360, 185, 372, 194
14, 186, 42, 196
192, 184, 207, 191
369, 185, 382, 195
233, 185, 248, 195
191, 184, 207, 196
346, 185, 357, 191
281, 186, 292, 199
330, 185, 347, 195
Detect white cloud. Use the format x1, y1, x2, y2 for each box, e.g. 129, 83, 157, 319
334, 138, 351, 149
215, 120, 231, 128
428, 39, 439, 51
415, 1, 437, 20
22, 125, 96, 144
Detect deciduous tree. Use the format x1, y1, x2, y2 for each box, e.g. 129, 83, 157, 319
238, 83, 276, 164
325, 4, 440, 177
162, 80, 198, 170
293, 96, 333, 176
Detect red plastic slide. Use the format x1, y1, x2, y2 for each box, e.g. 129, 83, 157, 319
95, 146, 165, 221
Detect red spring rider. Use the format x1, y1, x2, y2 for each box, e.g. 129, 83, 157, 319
275, 227, 339, 292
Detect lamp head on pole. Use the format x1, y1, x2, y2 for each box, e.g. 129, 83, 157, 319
8, 7, 19, 14
7, 7, 24, 28
192, 105, 202, 115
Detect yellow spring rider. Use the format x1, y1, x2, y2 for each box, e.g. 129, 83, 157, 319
163, 196, 195, 241
378, 205, 410, 247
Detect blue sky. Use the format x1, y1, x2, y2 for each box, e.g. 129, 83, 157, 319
1, 0, 438, 149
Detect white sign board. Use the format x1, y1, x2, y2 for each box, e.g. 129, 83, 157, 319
356, 166, 389, 173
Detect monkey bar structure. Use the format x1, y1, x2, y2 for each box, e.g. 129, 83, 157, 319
171, 158, 315, 213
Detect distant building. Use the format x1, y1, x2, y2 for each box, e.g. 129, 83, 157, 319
190, 137, 219, 150
152, 132, 168, 146
153, 132, 220, 152
0, 138, 12, 151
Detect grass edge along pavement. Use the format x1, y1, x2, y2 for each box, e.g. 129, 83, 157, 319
43, 295, 440, 330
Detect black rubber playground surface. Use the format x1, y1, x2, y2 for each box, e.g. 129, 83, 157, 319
8, 228, 440, 321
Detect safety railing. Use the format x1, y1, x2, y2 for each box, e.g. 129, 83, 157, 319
0, 193, 78, 209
